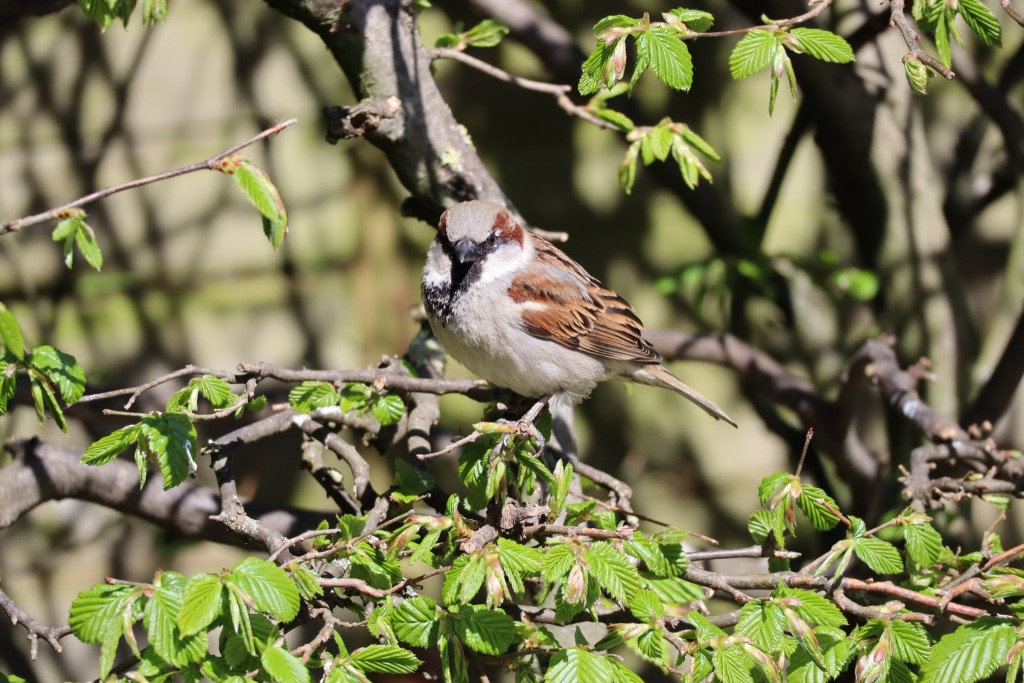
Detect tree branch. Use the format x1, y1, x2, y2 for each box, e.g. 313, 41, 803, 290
0, 119, 297, 235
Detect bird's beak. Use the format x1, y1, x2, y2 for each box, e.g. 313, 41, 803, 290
452, 238, 481, 264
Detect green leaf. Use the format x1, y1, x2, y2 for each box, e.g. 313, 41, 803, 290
593, 108, 635, 132
579, 41, 618, 95
730, 29, 779, 79
142, 0, 168, 24
0, 365, 15, 415
391, 596, 439, 648
139, 412, 198, 489
372, 394, 405, 426
593, 15, 638, 37
921, 618, 1016, 683
69, 584, 134, 644
289, 564, 323, 600
957, 0, 1002, 46
289, 381, 340, 412
226, 158, 288, 249
0, 302, 25, 360
29, 373, 66, 431
888, 619, 931, 665
546, 647, 613, 683
464, 19, 509, 48
261, 645, 310, 683
178, 574, 224, 636
453, 605, 516, 655
617, 141, 641, 194
776, 586, 847, 628
584, 541, 641, 603
665, 8, 714, 32
788, 29, 855, 63
712, 646, 756, 683
230, 557, 301, 622
904, 518, 944, 567
145, 571, 207, 666
796, 485, 841, 530
74, 221, 104, 270
82, 424, 141, 466
348, 644, 421, 673
29, 345, 86, 404
194, 375, 234, 408
853, 536, 903, 574
340, 382, 372, 413
641, 125, 674, 164
636, 26, 693, 91
788, 630, 851, 683
735, 601, 786, 651
832, 267, 879, 301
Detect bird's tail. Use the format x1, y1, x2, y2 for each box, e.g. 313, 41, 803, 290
632, 364, 737, 427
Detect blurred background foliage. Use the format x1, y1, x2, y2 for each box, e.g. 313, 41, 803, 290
0, 0, 1022, 678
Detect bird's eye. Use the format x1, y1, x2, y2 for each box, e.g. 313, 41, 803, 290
486, 232, 499, 244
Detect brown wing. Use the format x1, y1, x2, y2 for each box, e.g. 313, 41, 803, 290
507, 237, 661, 364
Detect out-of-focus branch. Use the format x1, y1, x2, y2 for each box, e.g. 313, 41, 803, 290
0, 119, 297, 235
0, 438, 329, 543
963, 307, 1024, 426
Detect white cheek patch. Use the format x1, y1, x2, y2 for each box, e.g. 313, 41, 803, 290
423, 245, 452, 287
477, 241, 533, 284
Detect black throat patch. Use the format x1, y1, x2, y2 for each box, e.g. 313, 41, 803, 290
423, 238, 487, 325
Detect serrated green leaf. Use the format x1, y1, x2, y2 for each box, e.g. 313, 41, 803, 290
464, 19, 509, 48
904, 520, 943, 567
145, 571, 207, 666
0, 303, 25, 360
853, 536, 903, 574
542, 544, 576, 583
730, 29, 779, 79
712, 646, 756, 683
69, 584, 134, 644
372, 394, 405, 426
797, 485, 841, 530
888, 619, 931, 664
958, 0, 1002, 46
735, 601, 787, 652
642, 125, 674, 164
228, 159, 288, 249
261, 645, 310, 683
921, 618, 1016, 683
546, 647, 613, 683
231, 557, 300, 622
788, 630, 851, 683
636, 26, 693, 90
194, 375, 234, 408
348, 644, 421, 673
289, 381, 340, 412
593, 15, 638, 37
776, 587, 847, 628
29, 345, 86, 404
665, 8, 714, 32
788, 29, 855, 63
138, 412, 198, 489
453, 604, 516, 655
178, 574, 223, 636
391, 596, 438, 647
341, 382, 372, 413
579, 41, 618, 95
82, 424, 141, 466
584, 541, 640, 603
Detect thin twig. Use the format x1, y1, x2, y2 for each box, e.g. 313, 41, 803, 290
0, 119, 298, 235
888, 0, 956, 79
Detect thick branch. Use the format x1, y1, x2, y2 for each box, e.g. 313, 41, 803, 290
0, 438, 328, 544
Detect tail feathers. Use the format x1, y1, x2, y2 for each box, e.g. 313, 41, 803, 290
632, 364, 737, 428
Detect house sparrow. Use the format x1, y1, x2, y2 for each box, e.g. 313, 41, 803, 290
421, 200, 736, 426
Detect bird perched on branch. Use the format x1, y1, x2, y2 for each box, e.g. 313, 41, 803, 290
421, 199, 735, 426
